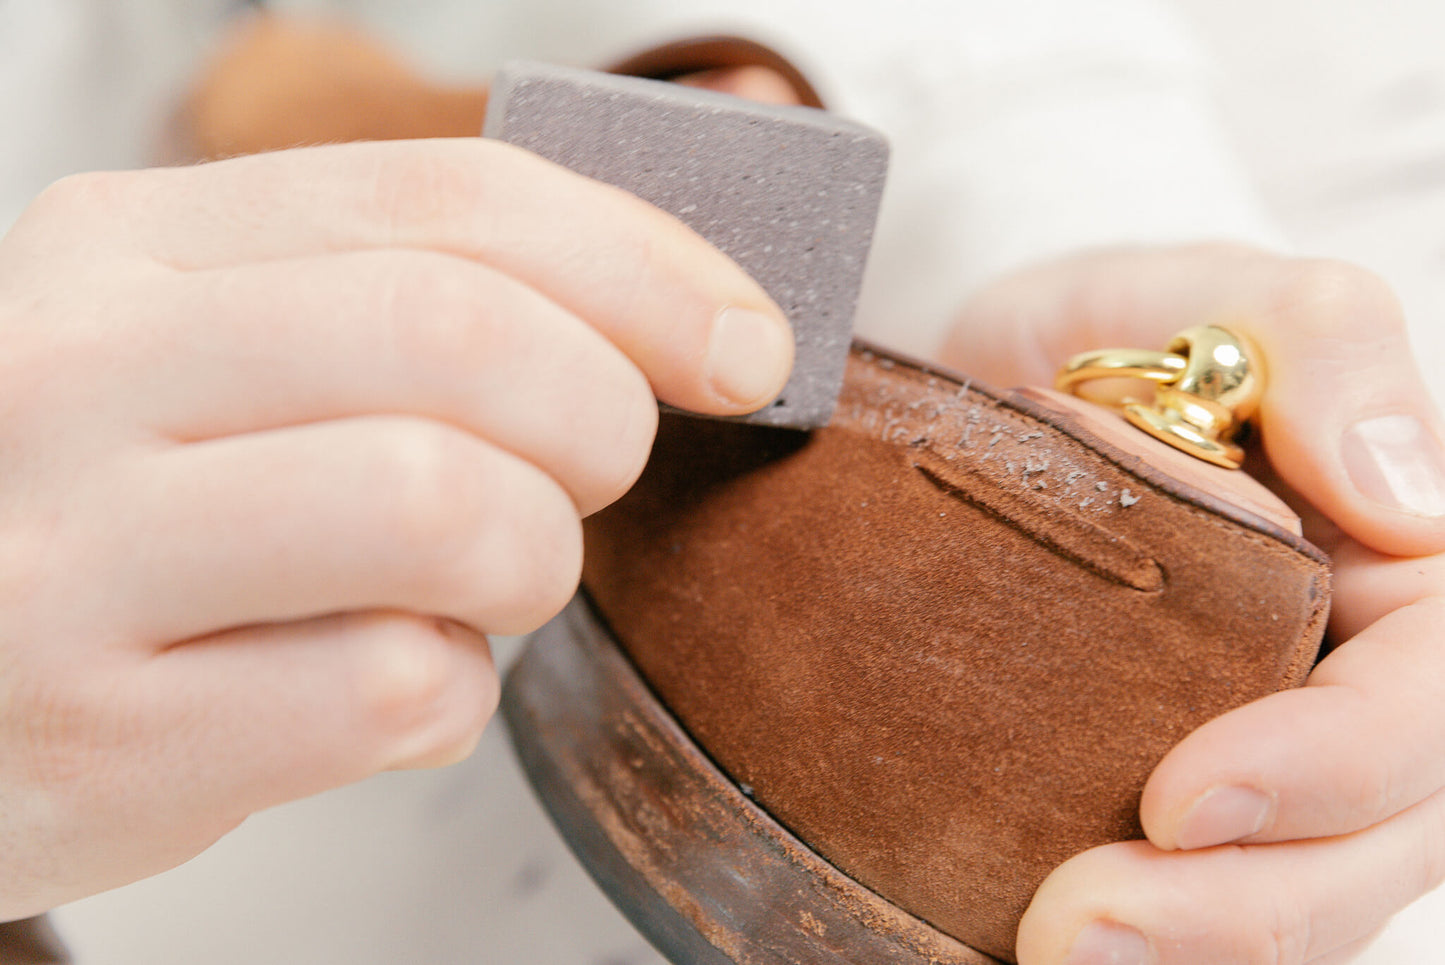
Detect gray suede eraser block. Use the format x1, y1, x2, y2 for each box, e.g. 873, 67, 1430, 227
483, 60, 889, 429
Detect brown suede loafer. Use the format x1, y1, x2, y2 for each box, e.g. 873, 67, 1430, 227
503, 341, 1330, 965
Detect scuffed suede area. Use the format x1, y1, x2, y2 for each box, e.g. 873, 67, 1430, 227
582, 342, 1329, 963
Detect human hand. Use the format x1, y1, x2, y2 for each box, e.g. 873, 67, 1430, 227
940, 244, 1445, 964
0, 139, 790, 920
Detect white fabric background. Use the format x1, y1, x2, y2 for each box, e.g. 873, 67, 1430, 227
0, 0, 1437, 960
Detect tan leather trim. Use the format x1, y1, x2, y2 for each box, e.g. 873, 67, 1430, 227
506, 596, 1000, 964
607, 35, 826, 108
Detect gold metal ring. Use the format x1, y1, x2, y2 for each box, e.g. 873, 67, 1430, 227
1054, 349, 1186, 394
1054, 325, 1264, 470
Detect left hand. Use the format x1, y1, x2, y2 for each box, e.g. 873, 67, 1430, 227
940, 243, 1445, 965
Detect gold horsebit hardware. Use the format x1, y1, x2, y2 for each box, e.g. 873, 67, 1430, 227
1055, 325, 1265, 470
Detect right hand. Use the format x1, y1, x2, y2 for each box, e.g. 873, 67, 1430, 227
0, 139, 791, 919
941, 244, 1445, 965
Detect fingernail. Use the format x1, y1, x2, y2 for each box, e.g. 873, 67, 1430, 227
1064, 921, 1152, 965
706, 306, 793, 408
1342, 414, 1445, 518
1175, 785, 1272, 850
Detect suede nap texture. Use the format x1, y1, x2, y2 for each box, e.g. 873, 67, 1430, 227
582, 343, 1331, 963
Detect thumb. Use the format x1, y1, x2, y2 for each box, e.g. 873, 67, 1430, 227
939, 243, 1445, 557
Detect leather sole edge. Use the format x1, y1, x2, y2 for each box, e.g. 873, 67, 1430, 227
502, 594, 1000, 965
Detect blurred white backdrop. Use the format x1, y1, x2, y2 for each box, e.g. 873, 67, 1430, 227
40, 0, 1445, 962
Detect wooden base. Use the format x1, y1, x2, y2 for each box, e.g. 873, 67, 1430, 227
501, 595, 998, 965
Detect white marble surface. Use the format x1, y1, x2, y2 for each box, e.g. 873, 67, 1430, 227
47, 0, 1445, 962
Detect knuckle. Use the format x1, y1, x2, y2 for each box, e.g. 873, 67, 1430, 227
350, 618, 458, 731
9, 171, 144, 257
371, 424, 583, 634
372, 424, 488, 567
28, 170, 137, 220
484, 475, 583, 634
367, 255, 655, 516
364, 145, 495, 242
418, 632, 501, 765
582, 363, 659, 511
1272, 258, 1405, 342
376, 254, 507, 373
350, 616, 500, 763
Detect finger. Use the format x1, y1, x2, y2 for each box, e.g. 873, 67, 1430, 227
125, 249, 656, 515
89, 415, 582, 643
1249, 259, 1445, 557
1016, 788, 1445, 965
1329, 540, 1445, 641
49, 140, 792, 414
80, 611, 498, 881
944, 244, 1445, 556
1140, 596, 1445, 850
151, 612, 499, 791
939, 245, 1219, 387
